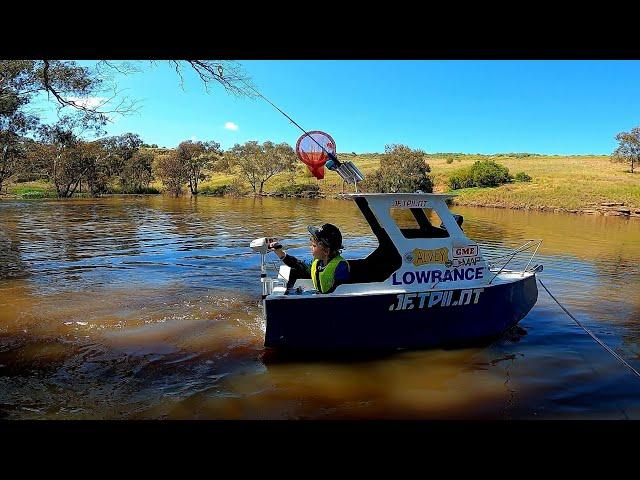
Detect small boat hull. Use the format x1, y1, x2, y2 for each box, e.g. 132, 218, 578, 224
264, 274, 538, 350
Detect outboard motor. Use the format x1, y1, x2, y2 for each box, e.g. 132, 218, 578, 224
250, 237, 284, 301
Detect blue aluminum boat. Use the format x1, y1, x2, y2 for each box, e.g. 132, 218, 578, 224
251, 193, 542, 351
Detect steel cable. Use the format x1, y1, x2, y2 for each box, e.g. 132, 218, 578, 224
538, 277, 640, 380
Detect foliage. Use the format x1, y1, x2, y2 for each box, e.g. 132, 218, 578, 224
154, 152, 187, 197
10, 185, 55, 198
363, 144, 433, 193
448, 166, 475, 189
612, 127, 640, 173
446, 157, 454, 164
449, 160, 512, 190
514, 171, 532, 182
275, 183, 321, 197
0, 61, 40, 191
100, 133, 143, 189
177, 140, 222, 195
226, 140, 297, 194
471, 160, 512, 187
200, 184, 229, 196
121, 150, 154, 193
0, 59, 256, 196
35, 120, 114, 198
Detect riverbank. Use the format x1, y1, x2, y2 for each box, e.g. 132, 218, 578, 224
3, 153, 639, 218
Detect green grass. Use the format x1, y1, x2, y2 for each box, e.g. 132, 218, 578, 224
7, 182, 56, 199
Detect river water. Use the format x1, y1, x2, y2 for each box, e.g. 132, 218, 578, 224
1, 195, 639, 419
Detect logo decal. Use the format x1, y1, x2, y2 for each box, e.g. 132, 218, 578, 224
411, 247, 449, 267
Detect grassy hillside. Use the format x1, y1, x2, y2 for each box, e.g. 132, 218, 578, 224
201, 153, 640, 210
5, 152, 639, 211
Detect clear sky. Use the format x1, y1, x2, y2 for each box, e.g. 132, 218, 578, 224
42, 60, 640, 155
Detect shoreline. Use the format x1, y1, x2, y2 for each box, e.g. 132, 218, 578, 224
3, 190, 639, 219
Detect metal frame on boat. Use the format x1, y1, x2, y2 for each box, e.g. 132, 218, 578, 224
251, 193, 542, 351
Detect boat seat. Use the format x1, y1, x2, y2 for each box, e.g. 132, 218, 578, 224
346, 246, 402, 284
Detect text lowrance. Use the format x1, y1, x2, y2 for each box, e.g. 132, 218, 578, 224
389, 288, 484, 311
392, 266, 484, 285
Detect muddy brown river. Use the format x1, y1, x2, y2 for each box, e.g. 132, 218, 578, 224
1, 195, 640, 419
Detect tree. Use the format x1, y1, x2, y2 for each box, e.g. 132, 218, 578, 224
101, 132, 143, 189
1, 60, 138, 131
612, 127, 640, 173
36, 120, 113, 198
0, 61, 40, 191
227, 141, 296, 195
155, 152, 188, 197
364, 144, 433, 193
176, 140, 222, 195
0, 131, 32, 193
1, 60, 254, 195
122, 151, 154, 193
80, 141, 113, 196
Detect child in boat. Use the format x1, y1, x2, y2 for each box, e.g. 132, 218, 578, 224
269, 223, 350, 294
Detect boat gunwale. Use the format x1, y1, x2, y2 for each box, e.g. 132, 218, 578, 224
265, 271, 537, 301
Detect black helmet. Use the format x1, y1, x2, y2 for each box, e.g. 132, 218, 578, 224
307, 223, 344, 251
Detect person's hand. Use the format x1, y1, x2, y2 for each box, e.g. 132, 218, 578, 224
268, 241, 282, 250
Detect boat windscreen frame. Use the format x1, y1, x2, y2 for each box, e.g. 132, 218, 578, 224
348, 196, 403, 283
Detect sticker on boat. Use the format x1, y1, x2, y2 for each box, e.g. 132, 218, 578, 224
389, 288, 485, 311
391, 266, 485, 285
407, 247, 449, 266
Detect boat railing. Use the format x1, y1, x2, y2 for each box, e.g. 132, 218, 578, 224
486, 239, 543, 284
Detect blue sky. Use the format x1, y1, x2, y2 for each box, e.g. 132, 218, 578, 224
38, 60, 640, 155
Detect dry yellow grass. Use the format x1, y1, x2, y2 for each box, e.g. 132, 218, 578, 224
202, 153, 640, 210
6, 153, 638, 211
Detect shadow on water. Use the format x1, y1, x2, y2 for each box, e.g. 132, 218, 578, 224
262, 324, 530, 366
1, 196, 640, 419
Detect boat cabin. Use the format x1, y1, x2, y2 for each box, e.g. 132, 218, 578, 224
281, 193, 491, 294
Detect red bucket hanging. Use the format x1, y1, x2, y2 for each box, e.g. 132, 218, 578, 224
295, 131, 336, 180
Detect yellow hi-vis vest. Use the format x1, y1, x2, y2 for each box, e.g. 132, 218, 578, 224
311, 255, 347, 293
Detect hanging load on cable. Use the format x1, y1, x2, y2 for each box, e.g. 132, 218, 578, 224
295, 131, 365, 189
295, 130, 334, 180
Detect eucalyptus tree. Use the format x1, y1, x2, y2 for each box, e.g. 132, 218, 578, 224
612, 127, 640, 174
227, 141, 297, 195
176, 140, 223, 195
1, 59, 253, 181
155, 151, 188, 197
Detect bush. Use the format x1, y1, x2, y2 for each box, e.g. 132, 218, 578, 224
225, 178, 250, 197
20, 189, 48, 198
275, 183, 321, 197
471, 160, 512, 187
363, 144, 433, 193
448, 167, 475, 190
200, 184, 229, 196
514, 171, 532, 182
448, 160, 512, 190
11, 186, 54, 198
446, 158, 454, 164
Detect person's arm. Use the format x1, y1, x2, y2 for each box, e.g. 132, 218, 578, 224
269, 242, 311, 278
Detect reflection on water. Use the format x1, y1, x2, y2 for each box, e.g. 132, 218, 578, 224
1, 196, 640, 419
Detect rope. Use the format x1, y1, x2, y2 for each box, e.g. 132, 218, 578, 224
538, 277, 640, 380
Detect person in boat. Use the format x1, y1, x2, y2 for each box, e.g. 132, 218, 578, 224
269, 223, 350, 294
